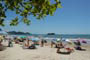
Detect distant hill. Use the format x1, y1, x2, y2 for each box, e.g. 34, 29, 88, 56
7, 31, 31, 35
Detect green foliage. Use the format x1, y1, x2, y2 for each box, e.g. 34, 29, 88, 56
10, 17, 18, 26
0, 19, 5, 26
0, 0, 62, 26
23, 17, 31, 25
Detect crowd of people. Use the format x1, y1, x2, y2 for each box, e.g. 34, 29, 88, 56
0, 35, 86, 54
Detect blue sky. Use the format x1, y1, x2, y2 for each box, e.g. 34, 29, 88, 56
0, 0, 90, 34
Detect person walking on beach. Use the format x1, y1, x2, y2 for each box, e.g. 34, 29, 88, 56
0, 39, 2, 46
22, 38, 27, 49
8, 38, 13, 47
0, 36, 3, 45
51, 40, 55, 48
41, 39, 44, 47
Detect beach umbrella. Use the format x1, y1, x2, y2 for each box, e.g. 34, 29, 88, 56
51, 38, 57, 43
56, 38, 61, 42
52, 38, 57, 41
76, 38, 87, 44
43, 37, 49, 40
19, 36, 27, 38
82, 40, 87, 43
30, 38, 40, 42
65, 39, 71, 42
61, 38, 66, 41
65, 39, 74, 45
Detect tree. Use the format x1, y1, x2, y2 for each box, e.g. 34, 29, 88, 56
0, 0, 62, 26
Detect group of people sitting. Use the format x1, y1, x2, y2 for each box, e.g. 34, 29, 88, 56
14, 38, 37, 49
74, 40, 86, 51
51, 39, 86, 54
51, 41, 74, 54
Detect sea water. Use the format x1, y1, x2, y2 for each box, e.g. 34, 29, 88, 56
10, 34, 90, 39
9, 34, 90, 45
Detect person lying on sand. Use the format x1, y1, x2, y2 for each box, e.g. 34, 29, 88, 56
57, 47, 74, 54
56, 42, 74, 54
74, 40, 86, 51
74, 46, 86, 51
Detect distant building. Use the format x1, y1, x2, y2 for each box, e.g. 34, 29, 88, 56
47, 33, 55, 35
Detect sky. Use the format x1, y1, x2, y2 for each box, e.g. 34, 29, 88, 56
0, 0, 90, 34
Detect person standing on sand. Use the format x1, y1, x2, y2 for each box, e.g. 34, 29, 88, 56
26, 38, 30, 47
41, 39, 44, 47
22, 38, 27, 49
0, 36, 3, 45
8, 38, 13, 47
0, 39, 2, 46
51, 40, 55, 48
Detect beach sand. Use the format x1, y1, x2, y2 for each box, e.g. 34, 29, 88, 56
0, 42, 90, 60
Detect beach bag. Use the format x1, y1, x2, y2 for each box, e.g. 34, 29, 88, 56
28, 44, 36, 49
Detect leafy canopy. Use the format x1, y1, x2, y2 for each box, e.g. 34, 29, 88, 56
0, 0, 62, 26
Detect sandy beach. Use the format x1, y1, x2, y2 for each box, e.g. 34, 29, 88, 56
0, 41, 90, 60
0, 0, 90, 60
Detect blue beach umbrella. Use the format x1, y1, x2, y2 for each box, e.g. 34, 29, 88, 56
30, 38, 40, 42
61, 38, 66, 41
52, 38, 57, 41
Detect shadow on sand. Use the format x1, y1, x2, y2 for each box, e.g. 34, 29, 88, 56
0, 45, 7, 51
76, 49, 86, 51
57, 51, 71, 55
